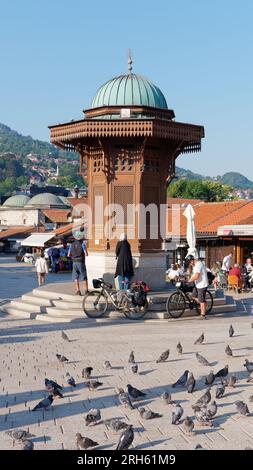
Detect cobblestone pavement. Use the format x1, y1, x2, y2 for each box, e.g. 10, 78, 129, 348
1, 255, 253, 450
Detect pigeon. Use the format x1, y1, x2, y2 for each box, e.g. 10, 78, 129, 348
86, 380, 103, 391
184, 416, 195, 434
56, 354, 68, 363
251, 323, 253, 329
249, 395, 253, 402
225, 345, 233, 357
103, 361, 111, 369
51, 387, 63, 399
82, 367, 93, 379
235, 401, 250, 416
220, 377, 229, 387
206, 401, 217, 419
216, 384, 225, 399
196, 352, 211, 366
172, 370, 189, 388
127, 384, 146, 400
194, 406, 213, 426
244, 359, 253, 374
6, 429, 35, 441
195, 444, 204, 449
139, 407, 162, 419
61, 331, 70, 342
161, 391, 173, 404
128, 351, 135, 363
117, 388, 134, 409
172, 403, 184, 424
192, 388, 211, 409
176, 342, 183, 354
131, 363, 138, 374
32, 395, 53, 411
228, 375, 237, 388
21, 439, 34, 450
194, 333, 204, 345
246, 374, 253, 383
205, 371, 215, 386
45, 378, 62, 391
104, 419, 129, 433
66, 373, 76, 387
84, 408, 101, 426
214, 365, 229, 379
187, 372, 196, 393
156, 349, 170, 363
229, 324, 234, 337
76, 433, 98, 450
116, 425, 134, 450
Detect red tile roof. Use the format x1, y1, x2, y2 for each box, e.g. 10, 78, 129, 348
67, 196, 88, 207
43, 209, 71, 223
0, 226, 36, 240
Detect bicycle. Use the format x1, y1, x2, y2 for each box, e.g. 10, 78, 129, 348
82, 278, 149, 320
166, 280, 213, 319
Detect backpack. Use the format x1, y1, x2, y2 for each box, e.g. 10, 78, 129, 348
207, 271, 215, 285
130, 282, 149, 307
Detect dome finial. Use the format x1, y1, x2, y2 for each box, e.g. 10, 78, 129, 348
128, 48, 132, 74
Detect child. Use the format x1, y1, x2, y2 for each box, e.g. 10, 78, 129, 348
35, 251, 48, 286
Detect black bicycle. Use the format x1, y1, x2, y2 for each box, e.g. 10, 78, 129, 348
166, 280, 213, 319
82, 278, 149, 320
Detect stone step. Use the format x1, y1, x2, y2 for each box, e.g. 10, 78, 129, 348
2, 306, 42, 320
22, 294, 53, 307
10, 300, 45, 313
33, 288, 82, 302
52, 299, 83, 309
45, 306, 85, 317
35, 314, 85, 323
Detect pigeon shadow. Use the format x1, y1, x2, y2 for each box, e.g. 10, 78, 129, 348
203, 342, 225, 346
224, 390, 242, 398
139, 369, 156, 376
96, 443, 114, 450
136, 438, 170, 449
111, 366, 124, 371
32, 436, 51, 443
214, 411, 237, 425
168, 358, 188, 363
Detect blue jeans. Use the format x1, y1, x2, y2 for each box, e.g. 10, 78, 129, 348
118, 274, 131, 290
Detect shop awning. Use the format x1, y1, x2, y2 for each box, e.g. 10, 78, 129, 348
218, 225, 253, 237
21, 233, 55, 247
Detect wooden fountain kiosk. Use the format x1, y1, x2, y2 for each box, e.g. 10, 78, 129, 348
49, 59, 204, 288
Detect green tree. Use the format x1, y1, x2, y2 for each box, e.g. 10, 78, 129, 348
168, 178, 233, 202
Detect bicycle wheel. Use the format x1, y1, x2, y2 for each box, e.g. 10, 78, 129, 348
82, 291, 108, 318
123, 300, 149, 320
167, 291, 186, 318
195, 290, 213, 315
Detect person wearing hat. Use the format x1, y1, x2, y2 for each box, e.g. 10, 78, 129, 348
68, 231, 88, 295
187, 254, 209, 319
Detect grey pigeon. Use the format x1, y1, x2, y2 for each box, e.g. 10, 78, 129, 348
161, 391, 173, 404
192, 388, 211, 409
127, 384, 146, 400
61, 331, 70, 342
131, 363, 138, 374
172, 370, 189, 388
176, 342, 183, 354
86, 380, 103, 391
116, 425, 134, 450
235, 400, 250, 416
205, 371, 215, 386
82, 367, 93, 379
156, 349, 170, 363
76, 433, 98, 449
206, 401, 217, 419
184, 416, 195, 434
244, 359, 253, 374
21, 439, 34, 450
6, 429, 35, 441
187, 372, 196, 393
225, 345, 233, 357
214, 365, 229, 379
104, 419, 129, 433
194, 333, 204, 345
220, 376, 229, 387
128, 351, 135, 363
45, 378, 62, 391
84, 408, 101, 426
56, 354, 68, 363
195, 444, 204, 449
216, 384, 225, 399
66, 372, 76, 387
251, 323, 253, 329
172, 403, 184, 424
51, 387, 63, 399
139, 407, 162, 419
117, 388, 134, 409
229, 324, 234, 337
228, 375, 237, 387
196, 352, 211, 366
32, 395, 53, 411
194, 406, 213, 426
103, 361, 111, 369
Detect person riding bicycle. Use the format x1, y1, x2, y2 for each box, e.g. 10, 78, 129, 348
187, 254, 209, 320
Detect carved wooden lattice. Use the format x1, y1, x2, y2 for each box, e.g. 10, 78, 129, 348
114, 148, 138, 172
143, 149, 160, 173
90, 147, 103, 173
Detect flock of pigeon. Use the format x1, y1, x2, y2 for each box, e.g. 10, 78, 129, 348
5, 326, 253, 450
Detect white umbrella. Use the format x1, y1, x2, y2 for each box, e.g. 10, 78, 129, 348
183, 204, 198, 258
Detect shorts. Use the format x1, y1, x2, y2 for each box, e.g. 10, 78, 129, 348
192, 286, 207, 303
72, 261, 87, 281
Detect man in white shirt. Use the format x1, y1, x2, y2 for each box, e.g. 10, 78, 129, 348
188, 255, 209, 319
222, 252, 233, 273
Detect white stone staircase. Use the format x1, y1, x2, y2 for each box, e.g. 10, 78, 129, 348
1, 287, 237, 323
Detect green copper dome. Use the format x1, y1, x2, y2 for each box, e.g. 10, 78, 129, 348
91, 73, 168, 110
3, 195, 30, 207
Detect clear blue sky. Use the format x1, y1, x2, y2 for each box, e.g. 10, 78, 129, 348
0, 0, 252, 178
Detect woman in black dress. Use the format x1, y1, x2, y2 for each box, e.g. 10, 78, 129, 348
115, 233, 134, 290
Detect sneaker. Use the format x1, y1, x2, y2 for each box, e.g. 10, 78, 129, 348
76, 290, 81, 296
200, 315, 207, 320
